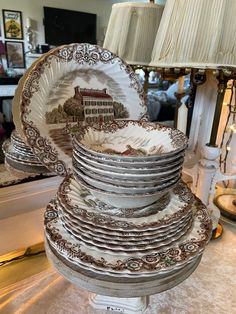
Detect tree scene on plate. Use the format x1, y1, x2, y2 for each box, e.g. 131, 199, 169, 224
46, 86, 128, 157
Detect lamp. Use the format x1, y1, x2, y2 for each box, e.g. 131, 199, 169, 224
150, 0, 236, 236
0, 40, 6, 74
103, 1, 164, 93
104, 1, 163, 66
150, 0, 236, 145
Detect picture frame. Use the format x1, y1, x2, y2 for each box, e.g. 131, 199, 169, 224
5, 41, 25, 68
2, 9, 23, 40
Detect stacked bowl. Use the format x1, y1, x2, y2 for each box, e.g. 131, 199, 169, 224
72, 120, 188, 209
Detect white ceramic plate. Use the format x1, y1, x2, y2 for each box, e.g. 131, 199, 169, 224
74, 120, 188, 161
19, 43, 146, 176
61, 215, 191, 247
2, 140, 50, 174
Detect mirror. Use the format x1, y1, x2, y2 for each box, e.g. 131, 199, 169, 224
135, 69, 192, 129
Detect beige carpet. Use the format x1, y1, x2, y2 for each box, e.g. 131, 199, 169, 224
0, 220, 235, 314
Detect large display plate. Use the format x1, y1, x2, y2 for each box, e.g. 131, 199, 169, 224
18, 43, 146, 175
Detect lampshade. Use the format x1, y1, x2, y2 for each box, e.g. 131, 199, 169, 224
150, 0, 236, 69
0, 41, 6, 55
103, 2, 164, 65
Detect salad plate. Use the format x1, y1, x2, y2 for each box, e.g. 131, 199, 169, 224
59, 214, 192, 254
74, 172, 179, 208
59, 199, 192, 239
18, 43, 146, 176
57, 175, 193, 231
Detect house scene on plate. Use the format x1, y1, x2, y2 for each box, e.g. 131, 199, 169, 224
0, 1, 236, 314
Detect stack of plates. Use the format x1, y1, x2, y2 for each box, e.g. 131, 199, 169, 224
9, 42, 212, 286
57, 176, 194, 252
72, 120, 188, 209
45, 175, 212, 278
44, 118, 211, 280
2, 130, 51, 174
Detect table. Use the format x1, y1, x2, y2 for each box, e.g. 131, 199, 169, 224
0, 220, 235, 313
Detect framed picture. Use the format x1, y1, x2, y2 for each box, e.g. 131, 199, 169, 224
2, 10, 23, 39
5, 41, 25, 68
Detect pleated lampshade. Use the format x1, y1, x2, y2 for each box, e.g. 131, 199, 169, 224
150, 0, 236, 69
103, 2, 164, 65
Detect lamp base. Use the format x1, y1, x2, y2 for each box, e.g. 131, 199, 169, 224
211, 222, 223, 240
214, 193, 236, 221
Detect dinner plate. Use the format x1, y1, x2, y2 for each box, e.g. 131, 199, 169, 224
48, 240, 203, 279
45, 195, 212, 275
2, 139, 45, 166
19, 43, 146, 176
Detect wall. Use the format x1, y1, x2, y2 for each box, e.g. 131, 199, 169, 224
0, 0, 165, 48
0, 0, 115, 50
